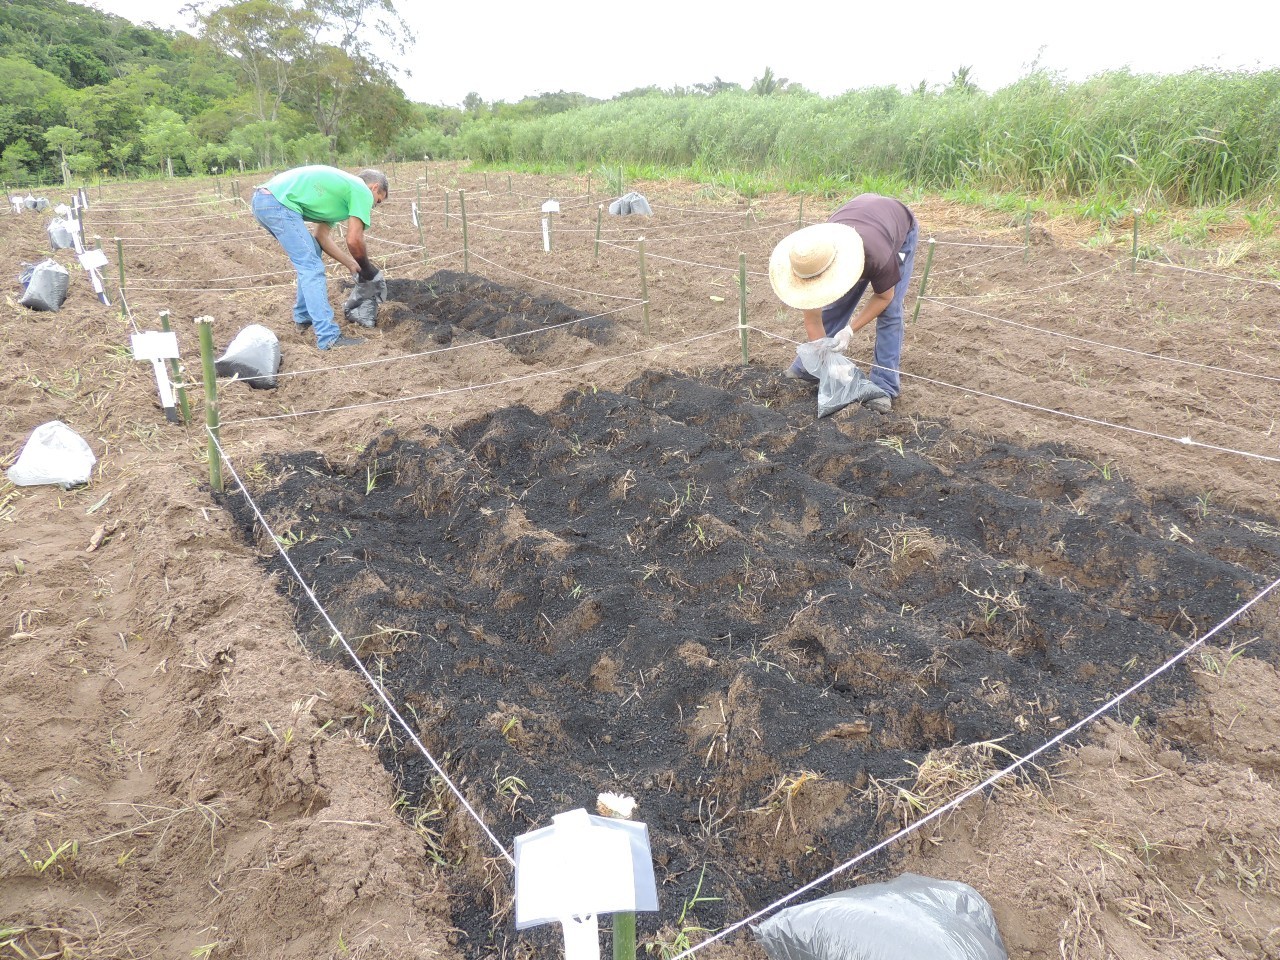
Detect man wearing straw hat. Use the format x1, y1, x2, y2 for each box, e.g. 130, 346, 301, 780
769, 194, 919, 413
251, 164, 389, 350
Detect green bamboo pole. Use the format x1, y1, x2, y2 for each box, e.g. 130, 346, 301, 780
115, 237, 126, 293
911, 238, 936, 324
484, 171, 489, 191
585, 171, 591, 203
798, 196, 804, 229
638, 237, 649, 336
415, 183, 426, 262
1132, 207, 1142, 273
460, 190, 469, 272
594, 205, 603, 264
215, 175, 221, 198
507, 173, 512, 193
195, 317, 222, 493
444, 190, 450, 229
1023, 201, 1031, 262
618, 164, 623, 198
738, 253, 748, 364
424, 156, 429, 186
159, 310, 191, 425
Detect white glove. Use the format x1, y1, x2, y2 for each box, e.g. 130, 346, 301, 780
830, 325, 853, 352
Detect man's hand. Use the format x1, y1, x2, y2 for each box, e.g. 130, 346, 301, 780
831, 325, 854, 352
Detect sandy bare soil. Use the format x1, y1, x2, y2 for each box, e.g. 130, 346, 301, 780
2, 167, 1278, 960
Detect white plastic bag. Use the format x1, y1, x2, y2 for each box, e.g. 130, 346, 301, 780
7, 421, 97, 488
796, 338, 887, 418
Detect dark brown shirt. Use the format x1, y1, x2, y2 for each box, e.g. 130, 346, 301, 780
828, 194, 916, 294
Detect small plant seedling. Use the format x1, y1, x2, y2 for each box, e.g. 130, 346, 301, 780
644, 865, 721, 960
876, 436, 906, 457
20, 839, 78, 875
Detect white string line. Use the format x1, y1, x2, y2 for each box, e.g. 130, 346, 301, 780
745, 325, 1280, 464
1138, 256, 1280, 291
126, 246, 448, 292
233, 300, 645, 384
94, 195, 236, 210
221, 327, 738, 426
926, 261, 1120, 299
115, 285, 142, 334
119, 230, 263, 247
932, 239, 1024, 249
468, 252, 646, 303
206, 429, 516, 866
925, 298, 1280, 384
928, 249, 1022, 276
670, 569, 1280, 960
460, 210, 751, 236
598, 220, 784, 243
597, 239, 753, 278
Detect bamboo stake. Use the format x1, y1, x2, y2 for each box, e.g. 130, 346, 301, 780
738, 253, 749, 364
195, 317, 222, 493
798, 196, 804, 229
415, 183, 426, 262
1023, 201, 1031, 262
594, 205, 603, 264
159, 310, 191, 425
911, 238, 936, 324
1132, 207, 1142, 273
460, 190, 469, 272
115, 237, 125, 293
638, 238, 649, 336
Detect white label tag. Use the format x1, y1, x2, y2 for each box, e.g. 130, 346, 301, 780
411, 202, 419, 227
131, 331, 180, 361
79, 249, 108, 270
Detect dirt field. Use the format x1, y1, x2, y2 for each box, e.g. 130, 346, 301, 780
2, 167, 1278, 960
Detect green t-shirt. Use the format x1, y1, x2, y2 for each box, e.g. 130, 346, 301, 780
262, 165, 375, 227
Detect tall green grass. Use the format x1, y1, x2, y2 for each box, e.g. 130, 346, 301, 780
450, 69, 1280, 205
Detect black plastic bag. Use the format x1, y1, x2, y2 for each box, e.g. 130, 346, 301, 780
754, 874, 1008, 960
18, 258, 71, 312
214, 323, 281, 390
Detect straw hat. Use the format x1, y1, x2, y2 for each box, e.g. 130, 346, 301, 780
768, 222, 865, 310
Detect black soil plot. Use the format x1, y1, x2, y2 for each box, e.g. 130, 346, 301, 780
227, 287, 1279, 957
380, 271, 617, 357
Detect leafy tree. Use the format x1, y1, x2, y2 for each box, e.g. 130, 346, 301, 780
750, 67, 789, 96
1, 139, 38, 179
139, 106, 194, 174
462, 92, 486, 116
948, 65, 978, 94
693, 77, 741, 95
43, 124, 85, 183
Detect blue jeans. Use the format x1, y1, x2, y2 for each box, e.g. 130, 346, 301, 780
789, 221, 919, 397
251, 189, 340, 349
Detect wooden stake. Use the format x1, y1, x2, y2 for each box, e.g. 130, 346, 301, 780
194, 316, 222, 493
1023, 201, 1031, 262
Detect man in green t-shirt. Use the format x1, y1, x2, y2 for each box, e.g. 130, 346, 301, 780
251, 165, 388, 350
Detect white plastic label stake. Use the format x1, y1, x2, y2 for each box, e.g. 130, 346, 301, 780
89, 270, 105, 294
542, 216, 550, 252
541, 199, 561, 213
560, 914, 599, 960
79, 249, 109, 271
411, 201, 419, 227
131, 331, 180, 361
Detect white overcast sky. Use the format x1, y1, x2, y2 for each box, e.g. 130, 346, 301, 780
88, 0, 1277, 108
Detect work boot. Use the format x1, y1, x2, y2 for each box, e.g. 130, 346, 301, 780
864, 396, 892, 415
325, 334, 365, 349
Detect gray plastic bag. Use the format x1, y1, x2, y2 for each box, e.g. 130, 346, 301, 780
754, 873, 1008, 960
48, 218, 76, 250
796, 339, 887, 418
18, 258, 71, 312
608, 191, 652, 216
7, 421, 97, 488
214, 323, 281, 389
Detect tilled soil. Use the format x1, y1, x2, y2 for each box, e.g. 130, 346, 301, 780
2, 168, 1278, 960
